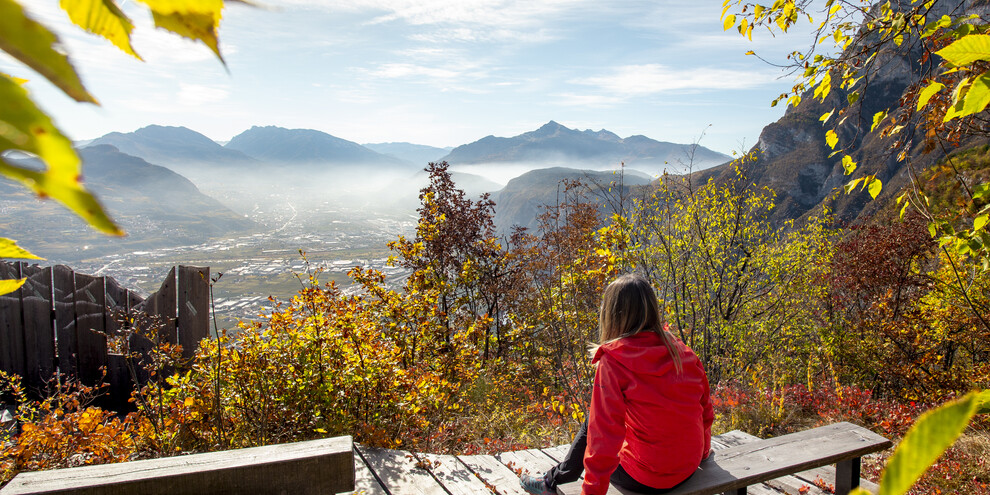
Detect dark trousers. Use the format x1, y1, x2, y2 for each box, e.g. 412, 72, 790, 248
543, 420, 672, 494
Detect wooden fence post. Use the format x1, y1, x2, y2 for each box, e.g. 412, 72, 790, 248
53, 265, 78, 380
19, 264, 55, 392
0, 261, 26, 383
178, 266, 210, 362
105, 277, 132, 411
73, 274, 107, 386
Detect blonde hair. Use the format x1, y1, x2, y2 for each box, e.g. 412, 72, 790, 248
595, 274, 683, 373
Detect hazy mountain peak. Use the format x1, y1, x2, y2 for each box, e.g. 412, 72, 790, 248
226, 126, 411, 168
441, 121, 730, 174
89, 126, 256, 168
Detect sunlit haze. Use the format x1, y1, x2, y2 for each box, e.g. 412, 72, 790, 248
1, 1, 808, 155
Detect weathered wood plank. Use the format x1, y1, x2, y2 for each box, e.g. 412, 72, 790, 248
126, 290, 152, 385
72, 274, 106, 385
717, 430, 879, 495
557, 423, 890, 495
177, 266, 209, 361
20, 265, 54, 391
540, 445, 571, 463
416, 452, 494, 495
459, 454, 530, 495
0, 261, 26, 381
0, 436, 354, 495
103, 278, 132, 410
337, 452, 388, 495
498, 448, 559, 478
52, 266, 77, 378
153, 267, 177, 346
356, 446, 446, 495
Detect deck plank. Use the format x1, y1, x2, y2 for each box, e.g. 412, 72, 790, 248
498, 448, 559, 477
339, 451, 387, 495
416, 453, 494, 495
459, 454, 531, 495
540, 445, 571, 463
356, 446, 446, 495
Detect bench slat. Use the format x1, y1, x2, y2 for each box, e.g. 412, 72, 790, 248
717, 430, 881, 494
557, 423, 890, 495
1, 437, 354, 495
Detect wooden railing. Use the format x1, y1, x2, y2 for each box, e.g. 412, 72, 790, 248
0, 262, 209, 409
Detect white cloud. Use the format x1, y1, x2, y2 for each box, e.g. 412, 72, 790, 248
573, 64, 779, 96
553, 93, 624, 107
270, 0, 590, 43
178, 83, 231, 106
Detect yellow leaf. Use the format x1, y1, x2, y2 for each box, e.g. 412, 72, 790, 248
0, 238, 42, 260
936, 34, 990, 67
868, 177, 882, 199
0, 278, 26, 296
184, 397, 195, 406
870, 110, 887, 132
723, 14, 736, 31
138, 0, 225, 63
60, 0, 142, 60
0, 74, 122, 235
825, 129, 839, 149
0, 0, 97, 103
917, 81, 945, 111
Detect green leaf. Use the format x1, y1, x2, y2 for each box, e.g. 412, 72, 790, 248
949, 71, 990, 121
842, 155, 857, 175
973, 182, 990, 200
826, 129, 839, 149
0, 238, 42, 260
917, 81, 945, 111
936, 34, 990, 66
977, 389, 990, 414
847, 91, 860, 105
60, 0, 142, 60
878, 391, 982, 495
871, 110, 887, 132
138, 0, 226, 63
0, 74, 122, 235
0, 0, 97, 103
0, 278, 26, 296
976, 214, 989, 231
868, 177, 883, 199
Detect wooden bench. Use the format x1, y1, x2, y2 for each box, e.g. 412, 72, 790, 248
556, 422, 892, 495
0, 436, 355, 495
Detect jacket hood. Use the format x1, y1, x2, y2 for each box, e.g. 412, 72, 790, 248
592, 331, 680, 376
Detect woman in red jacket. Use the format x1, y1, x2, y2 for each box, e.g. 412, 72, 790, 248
520, 274, 714, 495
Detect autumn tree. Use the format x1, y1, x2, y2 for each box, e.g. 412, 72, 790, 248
721, 2, 990, 492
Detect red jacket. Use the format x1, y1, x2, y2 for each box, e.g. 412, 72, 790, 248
582, 331, 713, 495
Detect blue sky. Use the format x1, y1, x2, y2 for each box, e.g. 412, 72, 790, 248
4, 1, 812, 155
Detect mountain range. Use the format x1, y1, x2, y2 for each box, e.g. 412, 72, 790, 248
1, 145, 256, 262
441, 121, 730, 175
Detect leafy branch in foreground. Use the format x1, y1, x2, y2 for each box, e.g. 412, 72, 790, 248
0, 0, 233, 294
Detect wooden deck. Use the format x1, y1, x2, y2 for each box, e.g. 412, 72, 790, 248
338, 431, 880, 495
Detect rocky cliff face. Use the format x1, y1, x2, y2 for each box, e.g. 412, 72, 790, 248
697, 0, 987, 226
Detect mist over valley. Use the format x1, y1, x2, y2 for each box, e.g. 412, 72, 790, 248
9, 121, 730, 326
